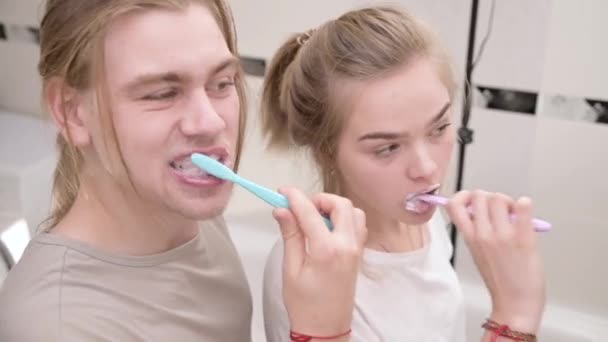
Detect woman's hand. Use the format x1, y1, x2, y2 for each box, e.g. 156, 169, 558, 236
274, 187, 367, 338
446, 190, 546, 334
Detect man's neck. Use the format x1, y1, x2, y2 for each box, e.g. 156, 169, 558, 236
51, 179, 199, 256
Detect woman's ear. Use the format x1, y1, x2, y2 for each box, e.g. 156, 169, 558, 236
44, 78, 92, 147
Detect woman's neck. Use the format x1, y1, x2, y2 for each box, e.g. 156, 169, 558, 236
364, 214, 427, 253
51, 176, 199, 256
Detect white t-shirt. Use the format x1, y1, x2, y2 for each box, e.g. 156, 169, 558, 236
263, 211, 466, 342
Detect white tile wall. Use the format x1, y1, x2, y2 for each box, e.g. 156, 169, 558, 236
0, 0, 45, 27
472, 0, 552, 92
541, 0, 608, 100
0, 41, 43, 116
530, 117, 608, 317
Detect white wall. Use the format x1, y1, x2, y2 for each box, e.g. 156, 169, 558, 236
0, 0, 45, 27
0, 168, 21, 215
19, 155, 56, 233
0, 111, 56, 232
0, 41, 42, 117
230, 0, 470, 79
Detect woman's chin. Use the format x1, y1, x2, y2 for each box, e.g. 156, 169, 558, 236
400, 206, 437, 225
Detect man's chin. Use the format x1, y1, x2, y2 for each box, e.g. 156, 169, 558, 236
167, 192, 229, 221
187, 202, 228, 221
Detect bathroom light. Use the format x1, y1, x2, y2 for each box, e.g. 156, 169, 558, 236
1, 218, 31, 266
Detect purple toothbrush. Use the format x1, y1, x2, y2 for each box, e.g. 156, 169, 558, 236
415, 193, 551, 232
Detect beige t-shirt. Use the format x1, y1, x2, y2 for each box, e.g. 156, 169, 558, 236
0, 217, 252, 342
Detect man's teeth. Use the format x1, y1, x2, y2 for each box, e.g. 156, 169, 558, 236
173, 160, 195, 169
174, 164, 208, 177
173, 155, 222, 169
172, 155, 222, 177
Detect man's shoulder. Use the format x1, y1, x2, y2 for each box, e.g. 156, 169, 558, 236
0, 285, 62, 341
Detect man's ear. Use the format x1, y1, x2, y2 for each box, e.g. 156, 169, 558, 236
44, 78, 92, 147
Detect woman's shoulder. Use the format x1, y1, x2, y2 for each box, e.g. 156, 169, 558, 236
262, 238, 291, 342
263, 238, 284, 289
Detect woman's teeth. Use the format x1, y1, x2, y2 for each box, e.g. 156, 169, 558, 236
404, 185, 440, 213
404, 197, 433, 214
405, 199, 423, 213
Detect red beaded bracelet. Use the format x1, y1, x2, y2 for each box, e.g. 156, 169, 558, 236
289, 328, 352, 342
482, 319, 537, 342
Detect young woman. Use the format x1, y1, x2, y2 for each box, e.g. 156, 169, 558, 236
0, 1, 366, 341
261, 6, 545, 342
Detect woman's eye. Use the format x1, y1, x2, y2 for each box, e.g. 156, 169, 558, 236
431, 123, 451, 137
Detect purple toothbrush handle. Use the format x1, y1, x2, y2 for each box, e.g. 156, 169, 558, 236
529, 218, 552, 232
417, 194, 551, 232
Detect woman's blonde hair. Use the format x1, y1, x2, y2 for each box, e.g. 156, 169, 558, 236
261, 6, 456, 194
39, 0, 247, 230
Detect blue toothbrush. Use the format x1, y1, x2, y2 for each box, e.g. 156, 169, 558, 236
191, 153, 334, 231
